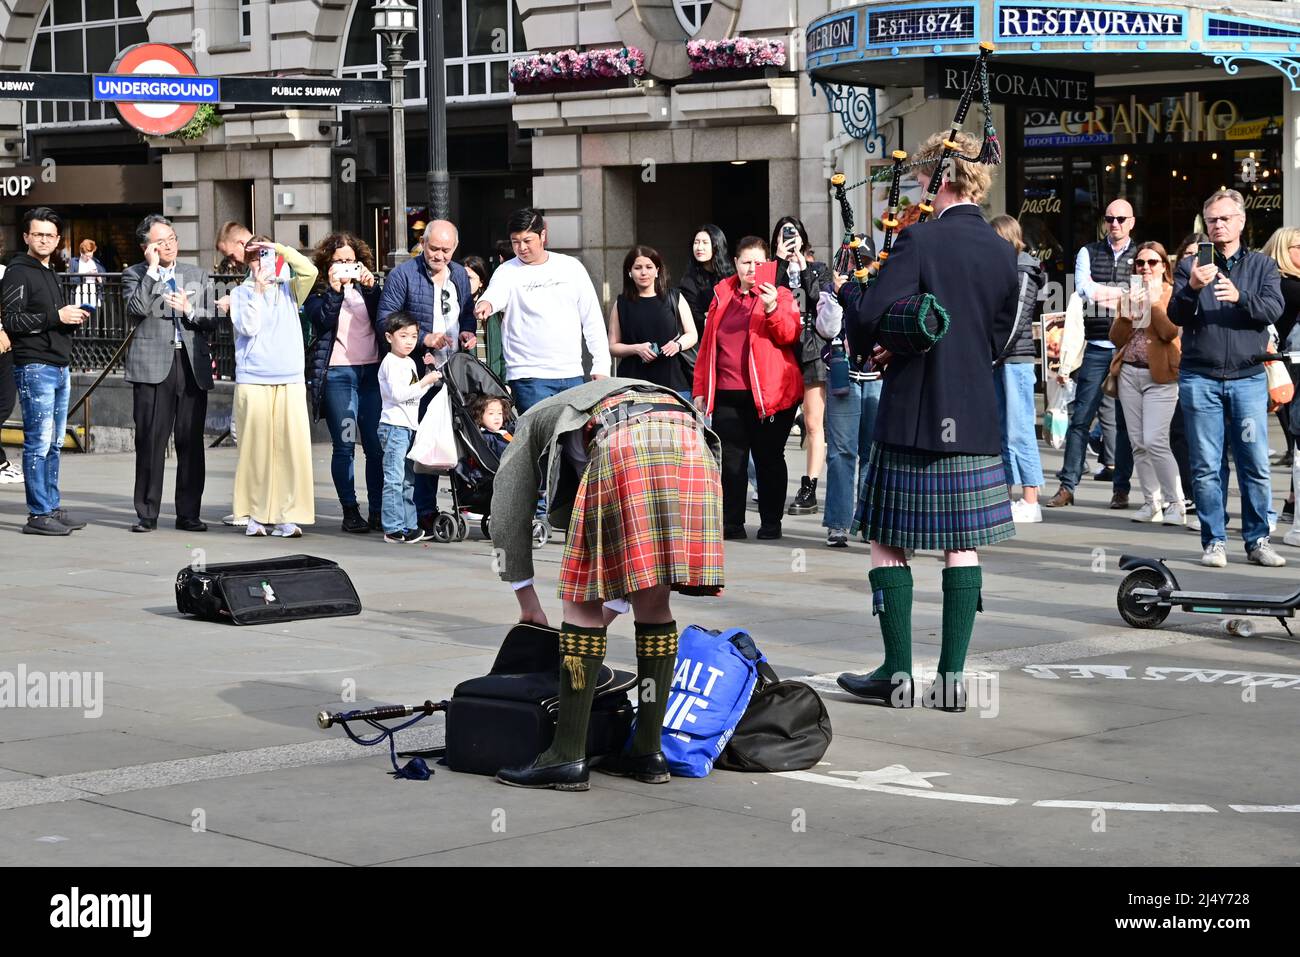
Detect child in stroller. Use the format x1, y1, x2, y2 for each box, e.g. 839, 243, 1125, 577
423, 352, 549, 546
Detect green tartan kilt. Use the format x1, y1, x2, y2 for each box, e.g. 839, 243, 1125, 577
853, 442, 1015, 551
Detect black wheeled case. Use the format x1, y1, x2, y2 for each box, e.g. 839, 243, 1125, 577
175, 554, 361, 625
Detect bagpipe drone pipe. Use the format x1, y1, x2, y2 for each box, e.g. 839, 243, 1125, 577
831, 42, 999, 359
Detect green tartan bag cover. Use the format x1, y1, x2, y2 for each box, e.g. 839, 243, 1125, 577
876, 293, 951, 355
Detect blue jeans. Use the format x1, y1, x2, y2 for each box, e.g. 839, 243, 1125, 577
823, 377, 882, 529
509, 376, 585, 414
1057, 343, 1133, 492
995, 362, 1045, 488
1179, 371, 1273, 552
15, 363, 70, 516
378, 423, 417, 534
321, 363, 382, 516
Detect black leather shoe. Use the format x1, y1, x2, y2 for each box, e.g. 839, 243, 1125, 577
724, 524, 747, 541
340, 505, 369, 534
788, 476, 819, 514
756, 523, 782, 540
495, 757, 589, 791
595, 750, 670, 784
131, 519, 157, 533
175, 518, 208, 532
923, 675, 967, 712
836, 672, 914, 708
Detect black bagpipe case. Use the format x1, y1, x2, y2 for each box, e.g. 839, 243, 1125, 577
443, 623, 636, 775
175, 554, 361, 625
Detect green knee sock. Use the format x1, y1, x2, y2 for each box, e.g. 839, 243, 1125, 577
937, 566, 982, 683
631, 620, 678, 756
867, 565, 913, 682
537, 622, 607, 765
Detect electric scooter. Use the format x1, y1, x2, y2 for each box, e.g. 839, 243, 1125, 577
1116, 351, 1300, 633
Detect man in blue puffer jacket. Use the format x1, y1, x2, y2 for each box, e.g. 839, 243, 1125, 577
376, 220, 479, 530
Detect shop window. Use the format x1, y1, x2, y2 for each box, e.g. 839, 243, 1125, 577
340, 0, 532, 104
25, 0, 146, 128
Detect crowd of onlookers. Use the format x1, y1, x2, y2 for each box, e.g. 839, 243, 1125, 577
1, 192, 1298, 571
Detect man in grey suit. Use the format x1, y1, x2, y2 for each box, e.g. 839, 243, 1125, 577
123, 214, 216, 532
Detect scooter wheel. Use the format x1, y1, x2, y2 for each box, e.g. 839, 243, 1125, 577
1117, 568, 1171, 629
531, 519, 551, 549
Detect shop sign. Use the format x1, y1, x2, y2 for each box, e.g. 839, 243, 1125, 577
808, 13, 857, 55
997, 4, 1185, 41
1025, 132, 1113, 148
1243, 194, 1282, 212
926, 60, 1093, 106
1226, 116, 1282, 141
865, 3, 978, 48
0, 173, 34, 198
0, 73, 91, 100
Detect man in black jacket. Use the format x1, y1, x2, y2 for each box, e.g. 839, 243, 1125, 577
839, 131, 1019, 713
0, 207, 88, 535
1170, 189, 1286, 568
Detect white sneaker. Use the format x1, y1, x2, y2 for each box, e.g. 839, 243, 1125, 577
1248, 540, 1286, 567
1162, 505, 1187, 526
1131, 502, 1164, 523
1201, 541, 1228, 568
1269, 517, 1279, 535
224, 513, 249, 527
271, 523, 302, 538
245, 518, 268, 537
1010, 499, 1042, 523
0, 461, 23, 484
1283, 527, 1300, 548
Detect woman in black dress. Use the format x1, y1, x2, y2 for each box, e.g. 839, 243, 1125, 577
608, 245, 698, 399
678, 225, 734, 377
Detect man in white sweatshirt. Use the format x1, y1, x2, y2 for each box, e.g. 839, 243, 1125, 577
473, 208, 609, 412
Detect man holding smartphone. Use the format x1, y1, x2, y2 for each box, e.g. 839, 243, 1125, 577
1170, 189, 1286, 568
122, 214, 216, 533
0, 207, 88, 535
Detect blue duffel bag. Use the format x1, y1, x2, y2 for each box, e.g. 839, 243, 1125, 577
646, 625, 765, 777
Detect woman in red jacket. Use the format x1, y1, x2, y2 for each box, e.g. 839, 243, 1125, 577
692, 235, 802, 539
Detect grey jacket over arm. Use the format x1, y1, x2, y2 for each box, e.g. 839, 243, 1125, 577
122, 261, 217, 386
490, 378, 720, 583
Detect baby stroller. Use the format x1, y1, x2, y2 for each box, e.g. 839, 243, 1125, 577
425, 352, 551, 547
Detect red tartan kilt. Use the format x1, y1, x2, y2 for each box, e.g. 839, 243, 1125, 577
557, 406, 724, 602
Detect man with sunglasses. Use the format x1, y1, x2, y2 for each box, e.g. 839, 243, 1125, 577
1170, 189, 1285, 568
377, 219, 478, 530
1047, 198, 1136, 511
0, 207, 89, 535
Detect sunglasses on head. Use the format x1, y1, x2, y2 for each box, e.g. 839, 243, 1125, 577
1104, 215, 1129, 224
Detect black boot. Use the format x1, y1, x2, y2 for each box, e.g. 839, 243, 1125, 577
788, 476, 819, 515
341, 504, 370, 533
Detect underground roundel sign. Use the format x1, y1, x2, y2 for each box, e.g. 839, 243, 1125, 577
104, 43, 208, 136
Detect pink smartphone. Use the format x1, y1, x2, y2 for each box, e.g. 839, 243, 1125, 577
754, 260, 777, 288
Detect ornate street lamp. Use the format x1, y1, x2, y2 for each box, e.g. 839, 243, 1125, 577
373, 0, 418, 268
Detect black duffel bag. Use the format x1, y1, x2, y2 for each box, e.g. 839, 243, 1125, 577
443, 623, 636, 776
175, 554, 361, 625
716, 653, 832, 773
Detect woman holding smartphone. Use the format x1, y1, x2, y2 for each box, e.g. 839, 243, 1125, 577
304, 232, 384, 533
607, 244, 697, 399
230, 235, 318, 537
772, 216, 833, 516
691, 236, 802, 540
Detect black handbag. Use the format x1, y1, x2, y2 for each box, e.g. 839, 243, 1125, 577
175, 554, 361, 625
716, 653, 832, 773
442, 623, 636, 776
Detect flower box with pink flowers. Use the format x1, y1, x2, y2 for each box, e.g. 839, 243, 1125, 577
686, 37, 787, 75
509, 46, 647, 93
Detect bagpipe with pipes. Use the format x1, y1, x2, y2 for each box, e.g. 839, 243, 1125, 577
826, 42, 1001, 362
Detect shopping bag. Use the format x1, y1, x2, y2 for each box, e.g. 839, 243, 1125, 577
408, 386, 458, 470
1265, 343, 1294, 412
1044, 376, 1075, 451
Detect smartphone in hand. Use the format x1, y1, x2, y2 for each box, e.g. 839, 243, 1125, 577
755, 260, 778, 288
1197, 242, 1214, 268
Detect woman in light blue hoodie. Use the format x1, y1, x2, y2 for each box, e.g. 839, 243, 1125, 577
230, 236, 318, 537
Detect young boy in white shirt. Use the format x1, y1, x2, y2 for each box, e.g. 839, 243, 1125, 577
378, 312, 442, 543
